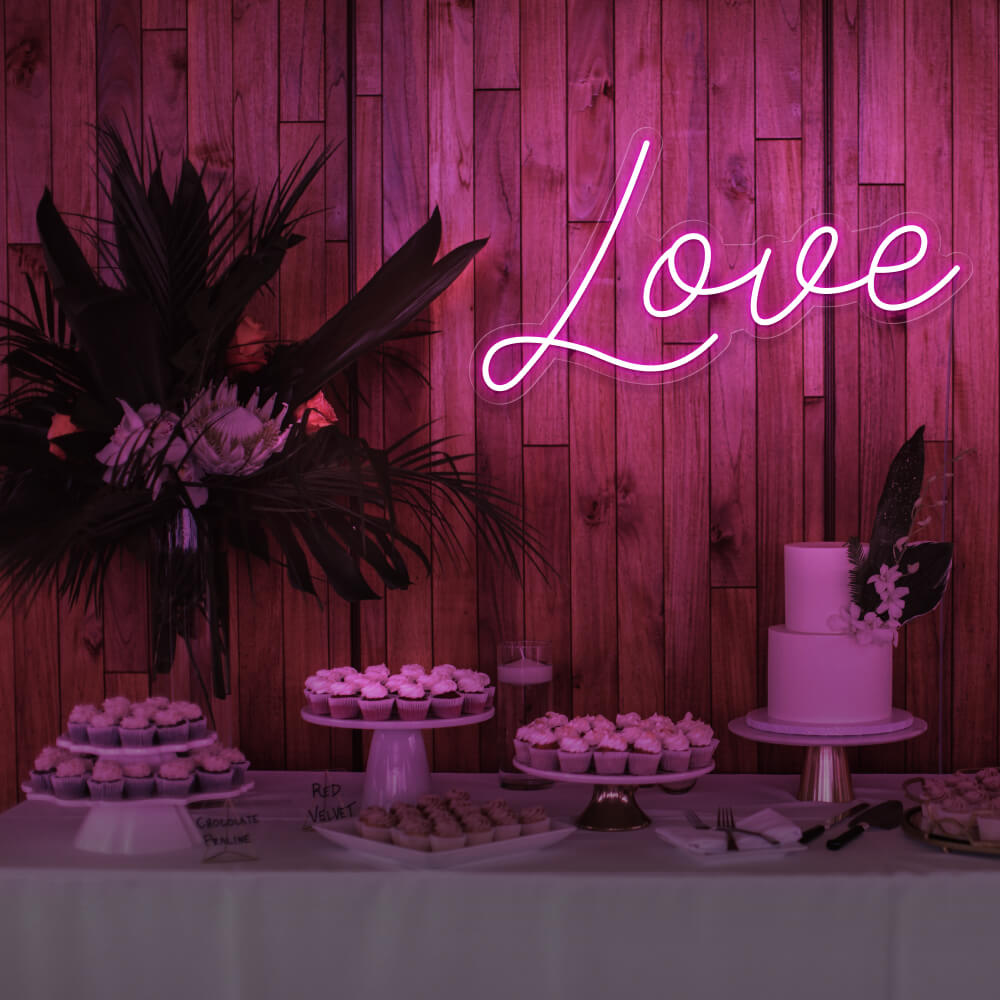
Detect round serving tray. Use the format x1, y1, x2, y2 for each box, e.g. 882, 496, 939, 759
22, 779, 254, 809
300, 708, 494, 730
55, 732, 219, 757
512, 760, 715, 786
902, 805, 1000, 857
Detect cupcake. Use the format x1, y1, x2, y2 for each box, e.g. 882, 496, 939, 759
328, 666, 358, 683
174, 701, 209, 740
86, 712, 120, 747
513, 725, 535, 764
155, 759, 196, 797
557, 735, 593, 774
101, 696, 133, 721
686, 721, 718, 767
458, 673, 489, 714
430, 663, 458, 679
51, 757, 89, 799
385, 673, 409, 694
87, 760, 125, 801
593, 731, 629, 775
153, 708, 190, 744
429, 678, 464, 719
358, 807, 396, 842
358, 681, 394, 721
141, 696, 171, 713
628, 731, 663, 776
660, 729, 692, 772
122, 762, 155, 798
30, 747, 67, 793
119, 712, 156, 747
429, 818, 466, 852
195, 753, 234, 793
526, 727, 559, 770
490, 809, 522, 841
461, 812, 495, 846
363, 662, 391, 682
392, 681, 428, 721
616, 711, 642, 728
67, 704, 98, 743
219, 747, 250, 786
519, 805, 551, 835
327, 680, 360, 719
400, 663, 426, 679
304, 676, 332, 715
475, 672, 496, 709
391, 815, 432, 851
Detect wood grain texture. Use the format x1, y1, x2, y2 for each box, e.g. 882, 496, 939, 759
474, 0, 518, 89
5, 0, 51, 242
755, 0, 802, 139
142, 29, 187, 193
324, 0, 350, 240
280, 0, 324, 122
567, 0, 614, 222
711, 588, 758, 772
143, 0, 185, 30
859, 0, 904, 183
0, 8, 11, 808
354, 0, 381, 95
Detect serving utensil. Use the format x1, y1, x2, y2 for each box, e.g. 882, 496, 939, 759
799, 801, 870, 844
684, 809, 781, 846
826, 800, 903, 850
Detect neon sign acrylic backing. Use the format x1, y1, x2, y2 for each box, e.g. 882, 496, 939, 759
476, 130, 969, 400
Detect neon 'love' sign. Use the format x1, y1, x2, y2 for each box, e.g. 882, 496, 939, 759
479, 137, 966, 397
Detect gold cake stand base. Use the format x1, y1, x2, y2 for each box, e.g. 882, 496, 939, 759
798, 746, 853, 802
576, 785, 651, 831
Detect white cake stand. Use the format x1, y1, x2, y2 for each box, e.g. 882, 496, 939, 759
301, 708, 494, 809
513, 760, 716, 831
56, 732, 218, 764
729, 713, 928, 803
21, 781, 255, 855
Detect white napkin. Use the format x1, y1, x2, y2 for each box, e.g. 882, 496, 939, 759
656, 808, 803, 855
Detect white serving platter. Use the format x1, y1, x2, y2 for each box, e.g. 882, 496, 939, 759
313, 817, 575, 868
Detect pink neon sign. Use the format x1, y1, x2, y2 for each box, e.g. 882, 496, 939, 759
479, 138, 967, 397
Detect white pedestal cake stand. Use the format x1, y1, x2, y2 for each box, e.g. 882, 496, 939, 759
56, 732, 218, 763
729, 713, 928, 803
301, 708, 494, 809
513, 760, 716, 831
22, 781, 255, 855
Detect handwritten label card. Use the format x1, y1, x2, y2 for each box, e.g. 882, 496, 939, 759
199, 800, 260, 863
304, 773, 357, 829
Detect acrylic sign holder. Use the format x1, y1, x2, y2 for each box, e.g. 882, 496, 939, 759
512, 760, 715, 832
301, 708, 494, 809
728, 713, 928, 803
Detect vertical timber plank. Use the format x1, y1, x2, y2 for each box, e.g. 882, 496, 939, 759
712, 588, 757, 771
143, 0, 185, 29
142, 29, 187, 193
325, 0, 349, 240
859, 0, 904, 183
474, 0, 518, 89
355, 0, 381, 95
755, 0, 802, 139
280, 0, 324, 122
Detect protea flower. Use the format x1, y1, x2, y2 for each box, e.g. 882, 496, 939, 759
182, 379, 290, 477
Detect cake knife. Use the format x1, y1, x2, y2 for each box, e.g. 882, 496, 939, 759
826, 800, 903, 850
799, 801, 870, 844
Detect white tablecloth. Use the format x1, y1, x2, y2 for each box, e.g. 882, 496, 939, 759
2, 771, 999, 999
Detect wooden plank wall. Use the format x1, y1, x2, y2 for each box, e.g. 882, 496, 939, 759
1, 0, 997, 809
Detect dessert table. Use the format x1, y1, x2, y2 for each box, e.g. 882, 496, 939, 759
1, 771, 998, 999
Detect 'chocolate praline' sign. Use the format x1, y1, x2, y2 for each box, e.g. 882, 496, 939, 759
478, 135, 967, 398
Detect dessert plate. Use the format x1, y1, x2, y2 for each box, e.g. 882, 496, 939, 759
313, 817, 575, 868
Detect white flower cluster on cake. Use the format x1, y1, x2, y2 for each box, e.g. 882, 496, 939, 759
827, 559, 917, 647
303, 662, 494, 721
358, 790, 550, 851
515, 711, 718, 776
66, 696, 210, 747
913, 768, 1000, 843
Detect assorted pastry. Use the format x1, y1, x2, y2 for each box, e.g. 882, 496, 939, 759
28, 745, 250, 801
356, 790, 550, 851
65, 696, 210, 747
907, 769, 1000, 842
515, 711, 718, 776
304, 663, 495, 721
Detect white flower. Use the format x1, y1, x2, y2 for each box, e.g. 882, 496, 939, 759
182, 379, 290, 477
868, 562, 904, 599
828, 603, 863, 634
876, 585, 908, 621
855, 611, 900, 647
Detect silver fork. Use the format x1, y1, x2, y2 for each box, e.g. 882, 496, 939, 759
717, 806, 738, 851
684, 809, 781, 846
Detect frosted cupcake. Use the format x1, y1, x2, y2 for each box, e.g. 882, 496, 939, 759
327, 680, 360, 719
660, 729, 692, 772
358, 681, 394, 721
513, 725, 536, 764
476, 671, 496, 709
458, 673, 489, 715
101, 696, 132, 722
122, 761, 155, 798
593, 731, 629, 775
87, 760, 125, 801
196, 753, 235, 793
174, 701, 208, 740
86, 712, 120, 747
557, 735, 593, 774
461, 812, 495, 846
119, 712, 156, 747
391, 815, 432, 851
686, 721, 718, 767
51, 757, 89, 799
156, 759, 196, 797
358, 807, 396, 842
363, 662, 391, 682
519, 805, 551, 835
152, 707, 190, 744
141, 696, 171, 713
67, 704, 98, 742
219, 747, 250, 786
430, 663, 458, 679
30, 747, 67, 793
429, 817, 467, 851
526, 727, 559, 770
616, 711, 642, 728
385, 673, 409, 694
490, 808, 521, 841
429, 678, 464, 719
628, 731, 663, 776
400, 663, 426, 679
396, 681, 431, 721
304, 675, 332, 715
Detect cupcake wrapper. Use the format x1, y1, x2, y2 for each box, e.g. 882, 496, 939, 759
520, 819, 551, 836
661, 748, 692, 772
231, 762, 250, 787
484, 687, 496, 710
155, 775, 195, 798
461, 692, 489, 715
51, 775, 87, 799
305, 693, 331, 716
87, 727, 120, 747
688, 739, 719, 768
327, 696, 360, 719
593, 751, 629, 775
360, 823, 393, 843
429, 833, 467, 852
430, 697, 464, 720
627, 752, 661, 776
359, 698, 395, 721
156, 722, 191, 745
396, 698, 431, 722
30, 771, 53, 794
513, 739, 532, 764
196, 769, 235, 794
124, 776, 156, 799
463, 829, 495, 846
187, 719, 209, 741
67, 722, 90, 743
492, 823, 522, 841
557, 749, 593, 774
528, 747, 558, 770
119, 727, 156, 748
86, 778, 125, 801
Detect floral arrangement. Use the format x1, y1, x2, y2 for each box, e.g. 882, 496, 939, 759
828, 426, 953, 645
0, 126, 534, 699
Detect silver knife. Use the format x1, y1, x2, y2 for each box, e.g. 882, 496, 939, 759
799, 801, 870, 843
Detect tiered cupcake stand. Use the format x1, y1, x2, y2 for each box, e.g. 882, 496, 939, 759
23, 733, 254, 855
301, 708, 494, 809
513, 760, 715, 831
729, 710, 927, 803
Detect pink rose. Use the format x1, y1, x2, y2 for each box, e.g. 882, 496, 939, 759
46, 412, 79, 459
226, 316, 273, 374
293, 391, 338, 435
